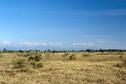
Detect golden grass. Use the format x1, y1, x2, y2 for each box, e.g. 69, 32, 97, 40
0, 52, 126, 84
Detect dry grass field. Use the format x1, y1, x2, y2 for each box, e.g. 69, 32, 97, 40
0, 52, 126, 84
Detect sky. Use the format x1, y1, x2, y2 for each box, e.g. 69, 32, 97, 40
0, 0, 126, 50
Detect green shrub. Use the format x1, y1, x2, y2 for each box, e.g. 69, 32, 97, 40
119, 56, 123, 59
30, 61, 44, 68
114, 60, 126, 68
0, 81, 7, 84
23, 53, 31, 57
122, 60, 126, 67
28, 53, 42, 62
0, 53, 3, 57
82, 53, 90, 57
17, 52, 31, 57
45, 53, 51, 59
12, 59, 28, 69
69, 54, 76, 60
62, 53, 69, 57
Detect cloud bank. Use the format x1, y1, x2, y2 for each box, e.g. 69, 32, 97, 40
0, 41, 95, 50
0, 40, 124, 50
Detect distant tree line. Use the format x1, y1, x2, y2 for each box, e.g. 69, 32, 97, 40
0, 48, 126, 53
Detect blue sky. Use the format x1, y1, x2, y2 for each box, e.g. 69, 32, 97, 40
0, 0, 126, 50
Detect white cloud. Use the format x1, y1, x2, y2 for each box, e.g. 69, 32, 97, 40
72, 42, 94, 46
19, 41, 47, 46
0, 41, 64, 50
19, 41, 63, 47
3, 41, 11, 45
0, 41, 12, 46
48, 42, 63, 46
1, 40, 120, 49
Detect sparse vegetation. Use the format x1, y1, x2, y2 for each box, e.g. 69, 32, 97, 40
114, 60, 126, 68
28, 54, 42, 62
12, 58, 28, 69
82, 53, 90, 57
0, 51, 126, 84
62, 53, 70, 57
69, 54, 77, 60
30, 61, 44, 68
0, 53, 3, 57
45, 53, 51, 59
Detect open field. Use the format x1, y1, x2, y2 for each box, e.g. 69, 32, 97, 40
0, 52, 126, 84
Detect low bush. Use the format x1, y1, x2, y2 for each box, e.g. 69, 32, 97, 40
62, 53, 69, 57
114, 60, 126, 68
30, 61, 44, 68
28, 53, 42, 62
82, 53, 90, 57
119, 55, 123, 59
45, 53, 51, 59
0, 53, 3, 57
12, 59, 28, 69
69, 54, 76, 60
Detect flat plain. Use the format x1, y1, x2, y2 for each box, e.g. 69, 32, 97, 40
0, 52, 126, 84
